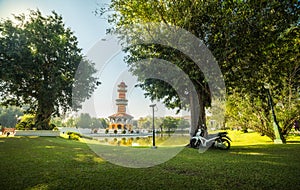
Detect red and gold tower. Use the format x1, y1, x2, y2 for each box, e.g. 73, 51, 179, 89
108, 82, 133, 130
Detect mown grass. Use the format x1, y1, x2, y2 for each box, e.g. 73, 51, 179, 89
0, 132, 300, 190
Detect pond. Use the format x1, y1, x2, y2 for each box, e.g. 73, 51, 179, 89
91, 134, 190, 147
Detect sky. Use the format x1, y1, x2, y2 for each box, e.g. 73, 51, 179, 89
0, 0, 188, 119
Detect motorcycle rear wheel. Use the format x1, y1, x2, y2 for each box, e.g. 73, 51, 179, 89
218, 139, 230, 150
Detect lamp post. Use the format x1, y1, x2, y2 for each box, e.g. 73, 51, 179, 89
264, 84, 283, 144
150, 104, 157, 149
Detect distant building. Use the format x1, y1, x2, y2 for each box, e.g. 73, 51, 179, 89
108, 82, 133, 130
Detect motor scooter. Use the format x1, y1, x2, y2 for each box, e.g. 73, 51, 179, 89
190, 129, 231, 150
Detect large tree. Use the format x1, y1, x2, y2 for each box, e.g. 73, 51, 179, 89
101, 0, 299, 141
221, 1, 300, 141
226, 24, 300, 140
162, 116, 179, 133
0, 10, 97, 129
101, 0, 219, 137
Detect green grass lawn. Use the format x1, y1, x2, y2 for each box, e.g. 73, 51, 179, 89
0, 131, 300, 190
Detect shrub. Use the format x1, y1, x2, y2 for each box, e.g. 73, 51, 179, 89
66, 131, 82, 140
93, 129, 98, 133
105, 129, 109, 134
15, 114, 35, 130
114, 129, 118, 134
122, 130, 126, 134
69, 133, 79, 140
66, 131, 82, 137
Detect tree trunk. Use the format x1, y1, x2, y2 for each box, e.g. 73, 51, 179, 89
35, 113, 51, 130
189, 90, 207, 138
35, 99, 53, 130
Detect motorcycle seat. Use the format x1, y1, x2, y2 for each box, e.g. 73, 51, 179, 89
207, 134, 219, 138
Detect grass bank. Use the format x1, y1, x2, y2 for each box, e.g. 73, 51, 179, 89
0, 132, 299, 190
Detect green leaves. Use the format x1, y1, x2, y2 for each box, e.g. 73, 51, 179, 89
0, 10, 97, 129
104, 0, 300, 139
162, 116, 180, 132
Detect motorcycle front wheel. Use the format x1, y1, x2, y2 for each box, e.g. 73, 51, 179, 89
190, 138, 200, 148
218, 139, 230, 150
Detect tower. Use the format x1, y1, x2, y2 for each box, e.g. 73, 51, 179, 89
116, 82, 128, 113
108, 82, 133, 131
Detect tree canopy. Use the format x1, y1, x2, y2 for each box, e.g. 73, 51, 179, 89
0, 10, 97, 129
162, 116, 179, 132
76, 113, 105, 129
102, 0, 300, 141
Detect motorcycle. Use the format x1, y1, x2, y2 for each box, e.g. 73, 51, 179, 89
190, 129, 231, 150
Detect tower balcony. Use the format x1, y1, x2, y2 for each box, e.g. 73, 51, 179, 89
116, 99, 128, 103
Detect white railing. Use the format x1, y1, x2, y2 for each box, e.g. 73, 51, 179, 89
15, 130, 60, 137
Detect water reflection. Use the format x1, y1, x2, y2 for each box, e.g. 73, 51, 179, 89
92, 134, 190, 147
